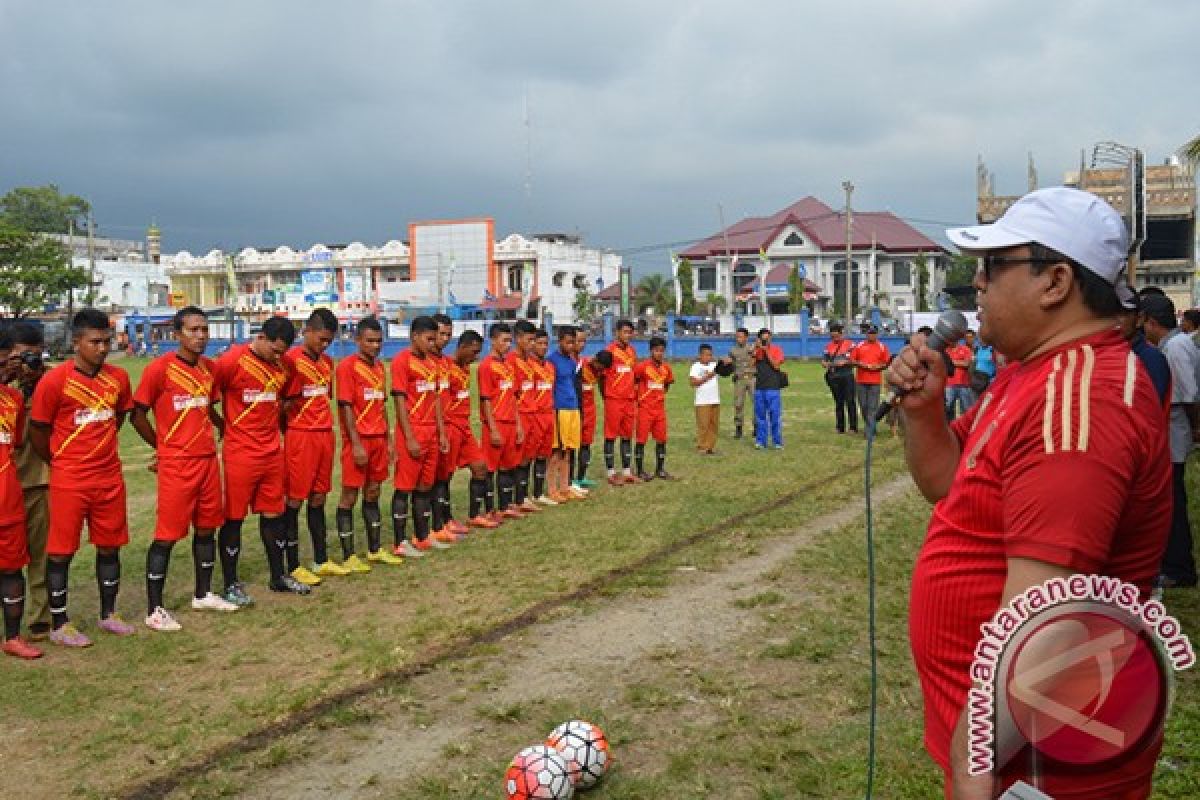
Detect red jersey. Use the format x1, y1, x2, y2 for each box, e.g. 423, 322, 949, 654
822, 338, 854, 367
579, 358, 599, 412
634, 359, 675, 414
0, 386, 25, 525
335, 354, 388, 437
282, 346, 334, 431
30, 361, 132, 481
532, 358, 556, 414
390, 349, 440, 427
442, 358, 473, 427
214, 343, 287, 455
908, 330, 1170, 796
133, 353, 218, 459
478, 353, 518, 423
851, 341, 890, 385
603, 341, 637, 401
511, 351, 540, 415
946, 343, 973, 387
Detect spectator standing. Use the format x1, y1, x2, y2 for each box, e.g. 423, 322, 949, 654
821, 323, 857, 434
850, 325, 889, 434
1182, 307, 1200, 349
690, 344, 720, 454
1142, 293, 1199, 588
726, 328, 756, 439
943, 334, 973, 418
752, 329, 785, 450
965, 330, 995, 405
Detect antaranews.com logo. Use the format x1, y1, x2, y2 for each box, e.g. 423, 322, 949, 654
967, 574, 1195, 775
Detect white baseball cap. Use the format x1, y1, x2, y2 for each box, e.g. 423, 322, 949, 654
947, 187, 1134, 307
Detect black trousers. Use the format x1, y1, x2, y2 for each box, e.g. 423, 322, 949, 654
1163, 462, 1198, 584
827, 370, 857, 432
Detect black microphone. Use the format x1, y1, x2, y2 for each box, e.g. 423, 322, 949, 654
874, 309, 969, 423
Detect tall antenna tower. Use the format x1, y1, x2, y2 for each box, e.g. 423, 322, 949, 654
523, 87, 534, 229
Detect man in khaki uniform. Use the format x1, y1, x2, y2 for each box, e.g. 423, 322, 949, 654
8, 323, 50, 640
726, 327, 756, 439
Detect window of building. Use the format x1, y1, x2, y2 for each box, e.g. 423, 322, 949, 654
783, 232, 804, 247
892, 261, 911, 286
698, 267, 717, 292
507, 264, 524, 293
552, 271, 566, 288
573, 274, 588, 290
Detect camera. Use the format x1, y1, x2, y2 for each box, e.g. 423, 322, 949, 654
17, 350, 42, 370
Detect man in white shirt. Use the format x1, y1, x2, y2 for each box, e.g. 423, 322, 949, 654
1143, 293, 1199, 588
690, 344, 720, 454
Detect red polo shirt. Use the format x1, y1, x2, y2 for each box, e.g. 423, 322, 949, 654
908, 329, 1170, 798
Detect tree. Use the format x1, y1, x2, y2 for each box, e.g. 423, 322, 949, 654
635, 273, 675, 316
0, 226, 88, 317
572, 287, 597, 324
675, 258, 696, 314
944, 254, 979, 310
0, 185, 90, 234
1183, 134, 1200, 166
787, 265, 805, 313
913, 251, 931, 313
705, 292, 727, 317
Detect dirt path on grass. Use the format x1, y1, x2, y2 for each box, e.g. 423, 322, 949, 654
237, 474, 915, 800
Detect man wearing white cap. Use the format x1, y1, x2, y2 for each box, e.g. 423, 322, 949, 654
888, 187, 1172, 799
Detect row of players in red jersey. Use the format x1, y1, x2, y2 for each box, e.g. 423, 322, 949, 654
0, 308, 678, 654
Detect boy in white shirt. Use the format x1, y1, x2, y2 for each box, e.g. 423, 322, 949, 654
689, 344, 720, 454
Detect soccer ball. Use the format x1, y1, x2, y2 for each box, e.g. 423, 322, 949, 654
546, 720, 610, 790
504, 745, 575, 799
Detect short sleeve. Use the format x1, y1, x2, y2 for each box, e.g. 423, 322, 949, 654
29, 367, 61, 425
211, 352, 231, 392
133, 358, 162, 409
1166, 339, 1198, 404
1001, 394, 1135, 574
12, 393, 25, 448
282, 354, 303, 400
116, 369, 135, 413
390, 356, 409, 397
335, 362, 353, 405
666, 364, 676, 384
477, 361, 494, 401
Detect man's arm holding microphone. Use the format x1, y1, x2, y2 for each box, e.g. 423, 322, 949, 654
884, 331, 961, 503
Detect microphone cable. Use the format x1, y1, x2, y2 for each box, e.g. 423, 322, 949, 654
863, 414, 880, 799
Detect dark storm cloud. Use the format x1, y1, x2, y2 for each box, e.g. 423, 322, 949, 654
1, 0, 1197, 263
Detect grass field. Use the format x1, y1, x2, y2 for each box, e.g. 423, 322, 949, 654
3, 355, 1198, 798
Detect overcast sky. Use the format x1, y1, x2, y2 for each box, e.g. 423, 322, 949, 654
2, 1, 1196, 273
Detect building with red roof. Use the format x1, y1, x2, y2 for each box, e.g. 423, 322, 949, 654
677, 196, 946, 318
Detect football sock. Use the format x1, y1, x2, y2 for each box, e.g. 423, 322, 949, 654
218, 519, 243, 589
483, 472, 497, 513
436, 480, 453, 524
96, 551, 120, 619
336, 507, 355, 559
282, 506, 301, 572
533, 458, 547, 497
515, 465, 530, 504
578, 444, 591, 481
260, 516, 287, 583
47, 558, 70, 629
1, 570, 25, 640
656, 442, 667, 474
363, 500, 383, 553
193, 534, 216, 599
389, 491, 409, 548
307, 504, 328, 564
469, 477, 488, 518
568, 454, 576, 484
146, 540, 173, 615
497, 471, 515, 509
603, 439, 615, 472
431, 482, 446, 531
620, 439, 632, 471
634, 444, 646, 476
412, 491, 432, 542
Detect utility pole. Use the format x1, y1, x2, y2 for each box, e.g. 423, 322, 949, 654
66, 218, 75, 350
717, 204, 733, 313
842, 181, 854, 325
86, 207, 96, 307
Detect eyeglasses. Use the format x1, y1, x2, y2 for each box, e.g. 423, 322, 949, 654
979, 255, 1062, 281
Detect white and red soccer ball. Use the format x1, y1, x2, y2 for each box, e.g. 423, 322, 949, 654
546, 719, 610, 790
505, 745, 574, 800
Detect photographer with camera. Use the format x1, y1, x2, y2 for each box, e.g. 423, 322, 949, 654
752, 328, 786, 450
5, 322, 51, 642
